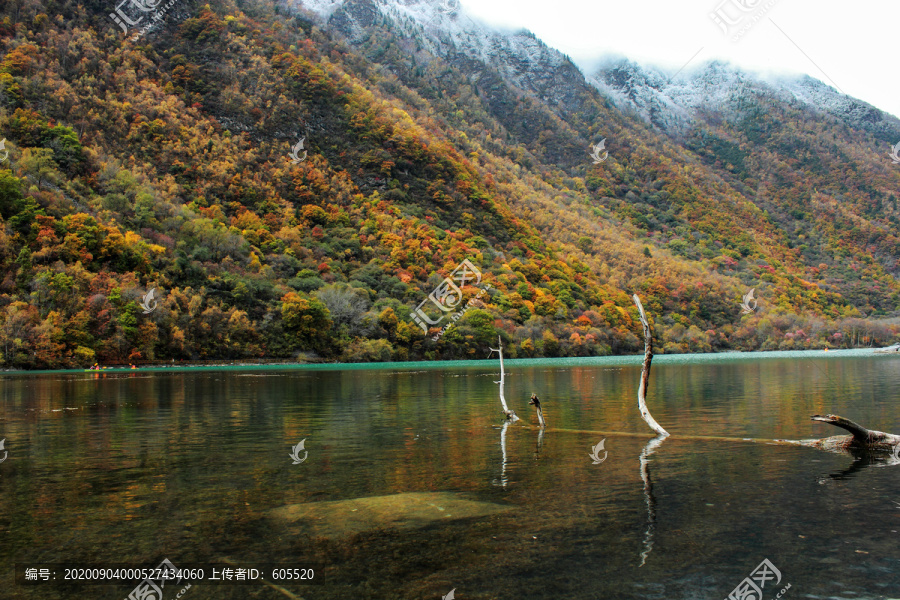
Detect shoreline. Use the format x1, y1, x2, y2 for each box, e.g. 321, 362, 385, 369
0, 347, 894, 376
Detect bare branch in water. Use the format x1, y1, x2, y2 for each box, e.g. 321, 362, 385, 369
489, 336, 518, 421
632, 294, 669, 437
529, 394, 545, 428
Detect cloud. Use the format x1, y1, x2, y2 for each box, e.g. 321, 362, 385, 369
459, 0, 900, 119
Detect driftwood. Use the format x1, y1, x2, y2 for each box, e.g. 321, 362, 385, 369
632, 294, 669, 437
529, 394, 545, 428
777, 414, 900, 477
489, 336, 519, 421
786, 414, 900, 456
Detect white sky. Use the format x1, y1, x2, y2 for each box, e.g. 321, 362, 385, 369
458, 0, 900, 120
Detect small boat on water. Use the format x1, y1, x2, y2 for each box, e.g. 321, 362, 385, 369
874, 343, 900, 354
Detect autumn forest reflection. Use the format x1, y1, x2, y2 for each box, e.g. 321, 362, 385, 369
1, 350, 899, 599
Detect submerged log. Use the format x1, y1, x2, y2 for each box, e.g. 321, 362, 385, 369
805, 414, 900, 453
777, 414, 900, 475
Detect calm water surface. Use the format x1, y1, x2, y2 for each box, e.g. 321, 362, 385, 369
1, 350, 899, 599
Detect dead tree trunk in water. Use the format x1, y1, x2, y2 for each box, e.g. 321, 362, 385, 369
529, 394, 545, 428
632, 295, 669, 437
779, 414, 900, 475
806, 414, 900, 453
490, 336, 518, 421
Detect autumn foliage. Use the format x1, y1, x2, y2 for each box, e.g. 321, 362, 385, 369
0, 0, 897, 368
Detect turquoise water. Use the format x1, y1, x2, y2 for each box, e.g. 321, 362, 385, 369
1, 350, 899, 599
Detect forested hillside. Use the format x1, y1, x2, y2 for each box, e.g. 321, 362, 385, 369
0, 0, 897, 369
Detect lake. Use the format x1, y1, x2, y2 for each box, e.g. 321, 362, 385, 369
1, 349, 899, 599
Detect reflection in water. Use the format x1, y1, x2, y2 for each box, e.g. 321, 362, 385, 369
638, 434, 667, 568
534, 427, 544, 460
821, 445, 900, 481
3, 354, 900, 600
493, 421, 510, 487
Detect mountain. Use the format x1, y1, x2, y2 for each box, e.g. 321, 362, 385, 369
0, 0, 897, 369
300, 0, 900, 322
588, 57, 900, 141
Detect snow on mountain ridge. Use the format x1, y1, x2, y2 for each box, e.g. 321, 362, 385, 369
295, 0, 344, 20
297, 0, 573, 104
587, 58, 900, 139
295, 0, 900, 141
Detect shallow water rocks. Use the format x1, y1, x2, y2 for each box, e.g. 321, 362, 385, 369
269, 492, 511, 540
